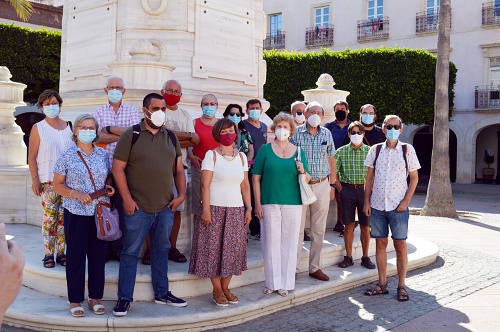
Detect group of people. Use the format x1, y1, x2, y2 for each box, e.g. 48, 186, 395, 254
20, 75, 421, 320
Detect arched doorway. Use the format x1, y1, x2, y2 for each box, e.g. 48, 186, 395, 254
413, 126, 457, 183
475, 124, 500, 184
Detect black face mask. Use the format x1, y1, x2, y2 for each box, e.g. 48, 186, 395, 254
335, 110, 347, 121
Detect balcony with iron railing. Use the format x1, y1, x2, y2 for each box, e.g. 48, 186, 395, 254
415, 11, 452, 34
475, 86, 500, 110
482, 3, 500, 26
305, 26, 334, 48
264, 31, 286, 50
357, 17, 389, 42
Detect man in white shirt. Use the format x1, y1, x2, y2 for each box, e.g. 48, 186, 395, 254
363, 115, 421, 302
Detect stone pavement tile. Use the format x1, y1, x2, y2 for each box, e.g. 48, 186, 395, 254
467, 322, 500, 331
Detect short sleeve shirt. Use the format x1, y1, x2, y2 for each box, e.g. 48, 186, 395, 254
53, 146, 111, 216
326, 119, 351, 149
163, 106, 194, 168
364, 141, 421, 211
335, 143, 370, 185
242, 120, 268, 157
113, 121, 182, 213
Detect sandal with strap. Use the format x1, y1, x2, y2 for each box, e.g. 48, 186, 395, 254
142, 250, 151, 265
277, 289, 288, 297
68, 302, 85, 318
56, 254, 67, 266
364, 282, 389, 296
42, 255, 55, 268
397, 286, 409, 302
223, 289, 239, 304
213, 292, 228, 307
338, 256, 354, 268
88, 298, 106, 315
168, 248, 187, 263
263, 287, 275, 295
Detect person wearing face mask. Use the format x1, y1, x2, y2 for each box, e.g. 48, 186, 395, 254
290, 101, 306, 127
334, 121, 375, 271
290, 101, 336, 282
92, 76, 140, 262
28, 89, 74, 269
53, 114, 115, 317
242, 99, 268, 240
325, 100, 352, 234
363, 115, 420, 302
252, 112, 310, 297
342, 104, 385, 147
189, 119, 251, 307
188, 94, 220, 229
111, 93, 187, 316
223, 104, 254, 161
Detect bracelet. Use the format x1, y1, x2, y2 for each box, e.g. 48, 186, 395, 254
69, 189, 74, 198
245, 206, 252, 211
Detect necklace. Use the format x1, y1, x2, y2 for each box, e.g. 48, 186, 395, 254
275, 141, 289, 157
220, 147, 237, 161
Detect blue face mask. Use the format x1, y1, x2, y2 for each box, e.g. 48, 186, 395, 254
78, 129, 97, 144
249, 109, 261, 121
361, 114, 374, 125
385, 128, 400, 141
43, 105, 60, 119
202, 105, 217, 118
108, 89, 123, 104
228, 114, 241, 124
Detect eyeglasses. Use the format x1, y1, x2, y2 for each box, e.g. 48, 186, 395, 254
164, 89, 182, 96
106, 86, 124, 91
385, 124, 401, 130
201, 102, 218, 107
229, 113, 241, 117
350, 131, 363, 135
77, 126, 96, 131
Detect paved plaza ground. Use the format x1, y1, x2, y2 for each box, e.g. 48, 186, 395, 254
2, 183, 499, 331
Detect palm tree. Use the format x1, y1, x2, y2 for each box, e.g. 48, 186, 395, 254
9, 0, 33, 21
421, 0, 458, 218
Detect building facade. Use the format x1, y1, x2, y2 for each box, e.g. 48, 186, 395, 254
263, 0, 500, 184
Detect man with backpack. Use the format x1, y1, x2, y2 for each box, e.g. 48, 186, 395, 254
363, 115, 420, 302
112, 93, 187, 316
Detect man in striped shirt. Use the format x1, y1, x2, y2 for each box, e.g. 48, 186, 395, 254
334, 121, 375, 270
291, 101, 336, 281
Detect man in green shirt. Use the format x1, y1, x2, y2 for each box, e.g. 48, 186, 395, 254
334, 121, 376, 269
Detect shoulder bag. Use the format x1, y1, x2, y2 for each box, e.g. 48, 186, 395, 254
296, 147, 317, 205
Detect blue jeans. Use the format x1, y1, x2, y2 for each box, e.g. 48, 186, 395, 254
370, 208, 409, 241
118, 206, 174, 301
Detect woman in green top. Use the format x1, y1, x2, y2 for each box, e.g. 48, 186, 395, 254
252, 112, 310, 297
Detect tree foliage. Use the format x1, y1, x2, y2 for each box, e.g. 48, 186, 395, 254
0, 23, 61, 104
263, 47, 457, 125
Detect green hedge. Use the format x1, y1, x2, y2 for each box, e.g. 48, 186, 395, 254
0, 23, 61, 104
263, 47, 457, 125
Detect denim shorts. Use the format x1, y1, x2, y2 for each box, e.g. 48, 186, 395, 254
370, 208, 409, 240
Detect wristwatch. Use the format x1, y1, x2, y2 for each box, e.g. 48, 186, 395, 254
245, 206, 253, 210
106, 126, 111, 134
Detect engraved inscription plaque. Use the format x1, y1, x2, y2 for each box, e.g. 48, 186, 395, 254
192, 0, 257, 85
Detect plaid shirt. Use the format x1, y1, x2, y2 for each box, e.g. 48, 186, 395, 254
92, 103, 140, 167
335, 143, 370, 184
290, 124, 335, 180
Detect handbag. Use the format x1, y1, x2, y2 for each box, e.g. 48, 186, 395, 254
77, 151, 121, 241
297, 147, 317, 205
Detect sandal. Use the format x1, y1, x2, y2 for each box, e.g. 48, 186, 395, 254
338, 256, 354, 268
213, 292, 228, 307
397, 286, 409, 302
68, 302, 85, 318
364, 282, 389, 296
263, 287, 274, 295
168, 248, 187, 263
42, 255, 55, 268
277, 289, 288, 297
142, 249, 151, 265
223, 289, 239, 304
88, 298, 106, 315
56, 254, 67, 266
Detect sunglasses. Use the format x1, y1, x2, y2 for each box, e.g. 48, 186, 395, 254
296, 112, 303, 115
385, 124, 401, 130
229, 113, 241, 117
350, 131, 363, 135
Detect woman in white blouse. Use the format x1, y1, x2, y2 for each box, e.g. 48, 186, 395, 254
189, 118, 252, 307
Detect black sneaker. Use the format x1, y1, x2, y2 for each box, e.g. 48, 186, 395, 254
154, 291, 187, 307
113, 299, 130, 317
333, 221, 344, 232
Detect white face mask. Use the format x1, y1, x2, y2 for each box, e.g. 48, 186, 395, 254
307, 114, 322, 127
294, 113, 305, 123
275, 128, 290, 141
146, 110, 166, 128
350, 133, 364, 145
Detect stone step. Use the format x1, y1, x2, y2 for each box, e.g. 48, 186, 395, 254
4, 233, 438, 331
11, 224, 377, 300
